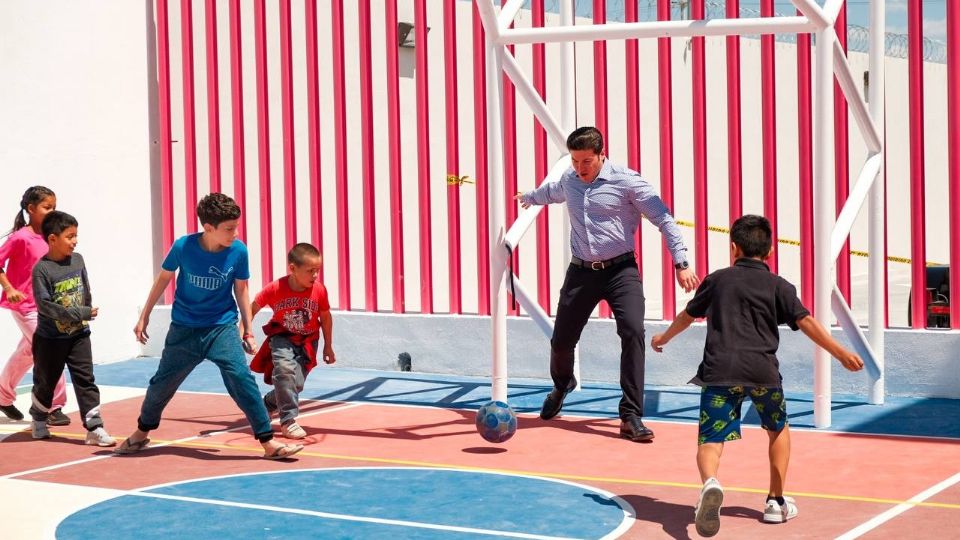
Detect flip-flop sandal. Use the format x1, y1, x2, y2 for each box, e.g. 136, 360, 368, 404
264, 443, 303, 460
113, 437, 151, 455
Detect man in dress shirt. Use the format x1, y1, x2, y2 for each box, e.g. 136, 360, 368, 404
518, 126, 699, 442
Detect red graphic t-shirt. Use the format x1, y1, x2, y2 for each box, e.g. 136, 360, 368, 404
254, 277, 330, 335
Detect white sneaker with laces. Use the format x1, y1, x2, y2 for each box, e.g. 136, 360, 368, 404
32, 421, 50, 439
85, 427, 117, 447
694, 478, 724, 537
281, 422, 307, 439
763, 496, 799, 523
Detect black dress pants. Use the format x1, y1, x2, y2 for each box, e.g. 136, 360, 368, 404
550, 259, 647, 420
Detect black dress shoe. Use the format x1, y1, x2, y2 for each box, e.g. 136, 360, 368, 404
620, 417, 655, 441
540, 388, 569, 420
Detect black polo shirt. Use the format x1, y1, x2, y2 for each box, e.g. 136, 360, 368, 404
684, 257, 811, 387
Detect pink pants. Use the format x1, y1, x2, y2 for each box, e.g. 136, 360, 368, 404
0, 311, 67, 408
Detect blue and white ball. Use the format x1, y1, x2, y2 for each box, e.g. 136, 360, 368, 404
476, 400, 517, 443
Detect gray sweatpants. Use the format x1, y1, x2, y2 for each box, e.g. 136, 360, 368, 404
262, 335, 309, 425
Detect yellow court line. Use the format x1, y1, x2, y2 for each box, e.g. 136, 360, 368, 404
9, 427, 957, 511
673, 219, 937, 266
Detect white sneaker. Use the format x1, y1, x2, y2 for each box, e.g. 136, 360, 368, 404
32, 421, 50, 439
694, 478, 724, 537
85, 427, 117, 447
281, 422, 307, 439
763, 496, 799, 523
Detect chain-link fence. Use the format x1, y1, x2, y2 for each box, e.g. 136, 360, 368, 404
536, 0, 947, 63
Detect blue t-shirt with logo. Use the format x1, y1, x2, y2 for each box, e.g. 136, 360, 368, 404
162, 233, 251, 327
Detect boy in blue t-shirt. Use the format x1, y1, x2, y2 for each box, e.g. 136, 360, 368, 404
114, 193, 302, 460
651, 215, 864, 537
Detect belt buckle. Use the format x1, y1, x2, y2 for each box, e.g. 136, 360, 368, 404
591, 260, 603, 270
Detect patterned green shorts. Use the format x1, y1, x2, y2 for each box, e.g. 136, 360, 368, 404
698, 385, 788, 445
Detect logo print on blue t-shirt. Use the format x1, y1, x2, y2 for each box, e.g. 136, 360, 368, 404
187, 266, 235, 291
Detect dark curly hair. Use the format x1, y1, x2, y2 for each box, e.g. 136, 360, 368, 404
196, 193, 242, 228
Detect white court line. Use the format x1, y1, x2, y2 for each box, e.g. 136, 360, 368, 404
0, 401, 364, 481
835, 471, 960, 539
126, 466, 634, 539
128, 489, 581, 540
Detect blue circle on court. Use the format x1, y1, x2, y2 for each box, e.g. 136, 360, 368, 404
57, 467, 633, 539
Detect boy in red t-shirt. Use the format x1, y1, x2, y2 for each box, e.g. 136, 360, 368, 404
250, 243, 334, 439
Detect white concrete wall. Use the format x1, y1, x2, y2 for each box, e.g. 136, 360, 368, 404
139, 306, 960, 399
0, 1, 158, 363
0, 2, 953, 366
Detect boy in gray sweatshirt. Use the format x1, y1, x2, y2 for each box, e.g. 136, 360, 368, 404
30, 210, 115, 446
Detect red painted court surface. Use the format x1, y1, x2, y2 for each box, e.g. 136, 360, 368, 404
1, 373, 958, 539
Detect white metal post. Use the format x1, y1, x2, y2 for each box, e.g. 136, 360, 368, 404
500, 51, 567, 149
559, 0, 580, 390
832, 154, 883, 259
867, 0, 886, 404
814, 27, 836, 428
498, 0, 525, 31
790, 0, 831, 29
488, 42, 508, 402
559, 1, 575, 133
475, 1, 509, 403
832, 40, 882, 152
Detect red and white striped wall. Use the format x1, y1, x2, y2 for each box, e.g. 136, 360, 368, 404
153, 0, 959, 330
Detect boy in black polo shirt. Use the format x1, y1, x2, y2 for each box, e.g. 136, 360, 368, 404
651, 215, 864, 537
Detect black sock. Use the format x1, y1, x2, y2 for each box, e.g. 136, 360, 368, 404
766, 496, 785, 506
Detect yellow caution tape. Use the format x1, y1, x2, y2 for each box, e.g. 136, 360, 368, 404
674, 219, 939, 266
439, 181, 937, 267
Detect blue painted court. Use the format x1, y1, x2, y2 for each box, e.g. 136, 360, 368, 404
58, 468, 632, 539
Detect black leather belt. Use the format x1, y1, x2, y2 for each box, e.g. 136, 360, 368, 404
571, 252, 634, 270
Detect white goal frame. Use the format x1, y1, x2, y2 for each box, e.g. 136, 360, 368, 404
476, 0, 886, 427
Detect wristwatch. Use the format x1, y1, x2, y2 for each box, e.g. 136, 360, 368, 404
674, 260, 689, 270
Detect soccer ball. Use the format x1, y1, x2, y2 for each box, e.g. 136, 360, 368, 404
475, 400, 517, 443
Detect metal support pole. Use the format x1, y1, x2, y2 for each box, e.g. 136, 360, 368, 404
867, 0, 886, 403
814, 28, 836, 428
484, 27, 508, 404
559, 0, 579, 390
473, 0, 508, 402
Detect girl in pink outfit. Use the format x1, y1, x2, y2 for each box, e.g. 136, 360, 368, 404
0, 186, 70, 425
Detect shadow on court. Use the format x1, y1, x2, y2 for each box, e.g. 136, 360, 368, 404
108, 444, 267, 461
616, 494, 764, 540
89, 361, 960, 440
